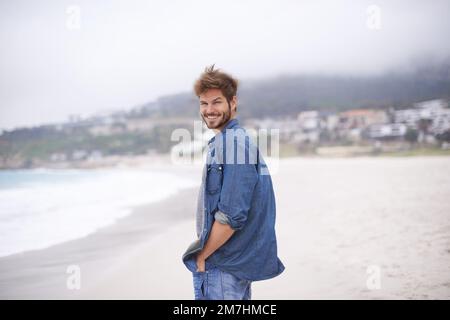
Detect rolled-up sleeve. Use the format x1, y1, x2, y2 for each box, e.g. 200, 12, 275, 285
214, 210, 231, 225
217, 134, 259, 231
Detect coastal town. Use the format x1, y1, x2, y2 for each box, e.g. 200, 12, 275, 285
244, 98, 450, 156
1, 99, 450, 169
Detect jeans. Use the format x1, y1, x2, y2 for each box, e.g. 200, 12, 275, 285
193, 265, 252, 300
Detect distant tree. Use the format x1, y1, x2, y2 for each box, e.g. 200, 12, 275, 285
436, 129, 450, 143
405, 128, 419, 144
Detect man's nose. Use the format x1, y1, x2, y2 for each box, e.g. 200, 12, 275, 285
205, 104, 215, 113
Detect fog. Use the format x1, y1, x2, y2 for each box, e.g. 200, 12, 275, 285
1, 0, 449, 130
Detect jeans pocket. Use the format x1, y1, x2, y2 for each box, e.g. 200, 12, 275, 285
193, 272, 207, 300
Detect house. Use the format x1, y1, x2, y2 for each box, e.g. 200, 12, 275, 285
245, 118, 299, 141
325, 114, 339, 131
297, 111, 320, 131
336, 109, 388, 141
71, 149, 88, 161
367, 123, 408, 139
394, 109, 421, 128
394, 99, 449, 130
338, 109, 388, 130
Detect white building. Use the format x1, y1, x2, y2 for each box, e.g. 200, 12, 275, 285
71, 150, 88, 160
430, 113, 450, 135
368, 123, 408, 139
50, 153, 67, 162
325, 114, 339, 131
87, 150, 103, 161
245, 118, 299, 141
394, 99, 450, 131
414, 99, 448, 114
297, 111, 320, 131
293, 130, 320, 144
394, 109, 421, 127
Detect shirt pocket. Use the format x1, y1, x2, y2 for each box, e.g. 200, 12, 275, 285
206, 164, 223, 195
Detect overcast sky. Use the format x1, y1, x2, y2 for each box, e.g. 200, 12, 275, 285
1, 0, 449, 130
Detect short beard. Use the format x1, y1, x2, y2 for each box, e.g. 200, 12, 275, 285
201, 101, 232, 130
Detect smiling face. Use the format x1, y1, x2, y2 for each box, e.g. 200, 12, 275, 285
199, 88, 237, 132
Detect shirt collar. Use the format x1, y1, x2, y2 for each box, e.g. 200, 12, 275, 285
208, 118, 239, 146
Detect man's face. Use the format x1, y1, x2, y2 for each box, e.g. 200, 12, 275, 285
199, 88, 236, 132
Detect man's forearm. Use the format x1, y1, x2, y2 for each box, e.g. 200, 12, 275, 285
198, 220, 235, 260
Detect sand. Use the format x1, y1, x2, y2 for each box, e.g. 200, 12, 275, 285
1, 156, 449, 299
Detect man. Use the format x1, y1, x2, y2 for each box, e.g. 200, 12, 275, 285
182, 65, 285, 300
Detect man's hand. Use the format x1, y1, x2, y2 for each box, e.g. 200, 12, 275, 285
196, 254, 206, 272
194, 221, 235, 273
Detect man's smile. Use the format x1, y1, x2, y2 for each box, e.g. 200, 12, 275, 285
205, 114, 221, 120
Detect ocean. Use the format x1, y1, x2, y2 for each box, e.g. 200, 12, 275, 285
0, 168, 197, 257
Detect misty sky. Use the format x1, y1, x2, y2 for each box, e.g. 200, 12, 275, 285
1, 0, 449, 130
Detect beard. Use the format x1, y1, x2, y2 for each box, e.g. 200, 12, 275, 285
201, 103, 232, 130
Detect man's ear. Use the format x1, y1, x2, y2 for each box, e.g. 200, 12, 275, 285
231, 96, 237, 112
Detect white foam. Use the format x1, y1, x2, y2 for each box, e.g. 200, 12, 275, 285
0, 168, 197, 257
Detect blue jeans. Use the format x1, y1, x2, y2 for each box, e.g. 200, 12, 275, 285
193, 265, 252, 300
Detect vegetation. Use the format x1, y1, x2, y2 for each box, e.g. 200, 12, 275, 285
1, 61, 449, 168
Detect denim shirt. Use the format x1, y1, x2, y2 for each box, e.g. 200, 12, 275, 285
182, 118, 285, 282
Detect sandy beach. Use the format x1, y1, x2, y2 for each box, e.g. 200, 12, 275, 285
1, 156, 449, 299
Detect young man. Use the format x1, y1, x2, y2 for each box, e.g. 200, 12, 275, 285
182, 65, 285, 300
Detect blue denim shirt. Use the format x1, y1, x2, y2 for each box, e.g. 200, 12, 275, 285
182, 118, 285, 281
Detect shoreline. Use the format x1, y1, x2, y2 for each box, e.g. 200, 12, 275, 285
2, 146, 450, 171
0, 160, 201, 259
0, 186, 199, 299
